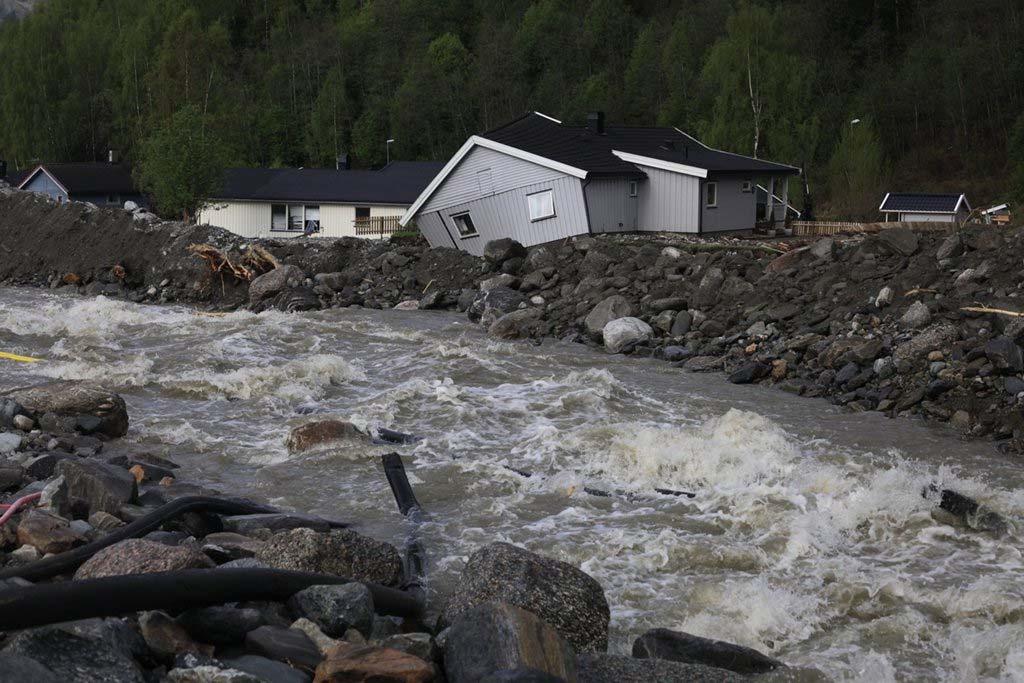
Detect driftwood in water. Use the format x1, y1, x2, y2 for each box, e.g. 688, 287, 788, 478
0, 496, 342, 582
382, 453, 426, 607
924, 485, 1008, 535
0, 568, 420, 631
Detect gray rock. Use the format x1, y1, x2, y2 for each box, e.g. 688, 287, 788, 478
418, 289, 449, 310
663, 346, 690, 363
0, 654, 58, 683
0, 461, 22, 490
7, 381, 128, 437
223, 512, 331, 534
468, 287, 529, 327
377, 632, 439, 665
0, 397, 26, 430
0, 432, 21, 453
603, 317, 653, 354
57, 457, 137, 516
255, 528, 403, 586
651, 310, 676, 333
16, 509, 85, 554
900, 301, 932, 329
692, 267, 724, 307
484, 239, 527, 265
670, 311, 692, 336
489, 308, 545, 340
249, 265, 304, 304
221, 655, 310, 683
439, 542, 609, 652
2, 619, 146, 683
201, 531, 263, 559
875, 286, 894, 308
584, 295, 633, 339
287, 583, 374, 638
894, 323, 958, 363
936, 233, 963, 261
684, 356, 725, 372
166, 666, 261, 683
578, 250, 613, 278
178, 606, 265, 646
984, 337, 1024, 374
646, 297, 688, 313
878, 228, 919, 256
139, 611, 211, 662
728, 362, 769, 385
24, 452, 71, 479
244, 625, 322, 672
632, 628, 784, 674
808, 237, 836, 260
12, 414, 33, 431
480, 274, 521, 291
1004, 377, 1024, 396
75, 538, 215, 579
443, 603, 577, 683
577, 653, 745, 683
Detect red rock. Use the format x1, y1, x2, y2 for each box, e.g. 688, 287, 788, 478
314, 643, 435, 683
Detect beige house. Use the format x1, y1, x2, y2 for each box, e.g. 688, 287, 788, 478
199, 161, 442, 239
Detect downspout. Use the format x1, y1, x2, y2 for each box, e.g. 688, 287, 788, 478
697, 179, 704, 234
581, 177, 593, 235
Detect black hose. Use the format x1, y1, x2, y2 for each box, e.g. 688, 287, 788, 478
0, 568, 421, 630
381, 453, 426, 606
0, 496, 308, 582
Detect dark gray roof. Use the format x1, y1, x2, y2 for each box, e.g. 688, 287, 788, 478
480, 113, 798, 177
211, 161, 444, 204
3, 168, 29, 187
879, 193, 968, 213
20, 163, 138, 194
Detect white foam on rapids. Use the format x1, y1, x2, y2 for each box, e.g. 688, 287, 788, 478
161, 354, 365, 400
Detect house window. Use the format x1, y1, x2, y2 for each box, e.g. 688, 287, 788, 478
288, 205, 305, 230
741, 180, 753, 193
271, 204, 288, 230
355, 207, 371, 220
452, 212, 478, 238
304, 205, 321, 233
705, 182, 718, 208
527, 189, 555, 221
628, 181, 638, 197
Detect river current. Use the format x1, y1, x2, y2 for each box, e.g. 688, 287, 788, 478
2, 287, 1023, 681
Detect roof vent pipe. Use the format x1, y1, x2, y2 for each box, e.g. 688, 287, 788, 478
108, 149, 119, 164
587, 111, 605, 135
336, 153, 351, 170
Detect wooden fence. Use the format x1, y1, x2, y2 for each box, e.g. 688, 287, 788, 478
791, 220, 957, 237
354, 215, 405, 237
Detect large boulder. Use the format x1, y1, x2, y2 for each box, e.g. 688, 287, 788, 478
893, 323, 958, 363
255, 528, 403, 586
468, 287, 528, 327
632, 629, 784, 675
484, 239, 527, 266
900, 301, 932, 329
691, 267, 724, 307
489, 308, 545, 340
439, 542, 609, 652
57, 458, 137, 516
443, 603, 577, 683
16, 509, 86, 555
249, 265, 305, 304
315, 642, 436, 683
287, 583, 374, 638
2, 619, 147, 683
7, 381, 128, 437
877, 228, 919, 256
584, 296, 633, 339
75, 538, 215, 579
983, 337, 1024, 374
602, 318, 654, 355
577, 653, 745, 683
286, 420, 362, 453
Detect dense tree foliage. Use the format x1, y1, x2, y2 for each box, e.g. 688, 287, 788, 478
1, 0, 1022, 217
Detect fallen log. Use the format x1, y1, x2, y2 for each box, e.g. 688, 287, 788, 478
924, 485, 1008, 535
0, 495, 348, 582
0, 568, 421, 630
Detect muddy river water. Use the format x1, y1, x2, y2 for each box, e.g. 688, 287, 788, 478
2, 287, 1024, 681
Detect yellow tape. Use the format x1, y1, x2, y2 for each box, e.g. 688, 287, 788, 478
0, 351, 41, 363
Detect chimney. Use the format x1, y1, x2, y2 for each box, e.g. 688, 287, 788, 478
108, 149, 119, 164
336, 153, 351, 170
587, 111, 605, 135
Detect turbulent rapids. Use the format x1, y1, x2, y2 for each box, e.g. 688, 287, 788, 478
3, 287, 1024, 680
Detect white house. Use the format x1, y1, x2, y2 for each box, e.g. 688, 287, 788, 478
400, 111, 800, 256
199, 161, 442, 239
879, 192, 971, 223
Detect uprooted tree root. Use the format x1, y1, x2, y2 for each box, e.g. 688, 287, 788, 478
187, 243, 280, 285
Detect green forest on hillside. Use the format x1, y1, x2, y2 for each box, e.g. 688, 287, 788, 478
1, 0, 1023, 219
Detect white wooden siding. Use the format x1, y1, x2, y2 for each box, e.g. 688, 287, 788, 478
420, 176, 588, 256
899, 212, 958, 223
420, 146, 564, 214
584, 178, 638, 233
634, 164, 700, 232
198, 201, 408, 239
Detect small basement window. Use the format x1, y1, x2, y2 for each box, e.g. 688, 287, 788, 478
628, 181, 638, 197
452, 213, 478, 238
705, 182, 718, 208
527, 189, 555, 221
271, 204, 288, 231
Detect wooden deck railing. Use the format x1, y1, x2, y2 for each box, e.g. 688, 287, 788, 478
354, 215, 405, 237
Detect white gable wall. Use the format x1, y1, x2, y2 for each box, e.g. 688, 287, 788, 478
634, 164, 701, 232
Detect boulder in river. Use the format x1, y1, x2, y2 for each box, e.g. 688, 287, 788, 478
7, 381, 128, 437
632, 628, 784, 674
256, 528, 403, 586
443, 602, 577, 683
75, 538, 215, 579
585, 295, 633, 339
249, 265, 304, 304
489, 308, 545, 340
603, 317, 653, 354
286, 419, 362, 453
468, 287, 529, 326
439, 542, 609, 652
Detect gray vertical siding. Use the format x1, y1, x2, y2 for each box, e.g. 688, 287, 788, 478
584, 178, 638, 233
702, 175, 757, 232
424, 176, 589, 256
421, 146, 565, 214
634, 164, 700, 232
22, 171, 68, 202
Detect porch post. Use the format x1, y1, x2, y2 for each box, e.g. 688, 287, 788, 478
766, 176, 775, 228
780, 176, 789, 226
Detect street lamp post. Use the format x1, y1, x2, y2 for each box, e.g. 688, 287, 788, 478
386, 139, 395, 165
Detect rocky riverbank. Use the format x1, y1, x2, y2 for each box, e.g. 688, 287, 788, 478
0, 380, 807, 681
5, 183, 1024, 453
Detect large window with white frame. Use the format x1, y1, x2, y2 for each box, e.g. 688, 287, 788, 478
452, 212, 478, 238
272, 204, 319, 232
705, 182, 718, 208
527, 189, 556, 221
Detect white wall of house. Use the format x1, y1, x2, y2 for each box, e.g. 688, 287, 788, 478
199, 201, 408, 238
633, 164, 701, 232
897, 211, 961, 223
